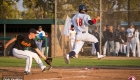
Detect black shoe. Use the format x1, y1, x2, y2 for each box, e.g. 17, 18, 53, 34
24, 71, 31, 75
42, 67, 47, 72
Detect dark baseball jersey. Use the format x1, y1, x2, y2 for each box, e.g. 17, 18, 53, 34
13, 34, 37, 50
120, 31, 127, 43
114, 29, 121, 42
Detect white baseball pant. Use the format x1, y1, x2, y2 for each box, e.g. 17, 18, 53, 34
126, 38, 136, 57
36, 40, 43, 51
115, 42, 120, 56
120, 43, 127, 54
135, 39, 140, 57
70, 38, 75, 50
91, 43, 96, 56
73, 32, 98, 54
42, 47, 49, 57
103, 41, 108, 56
13, 48, 46, 72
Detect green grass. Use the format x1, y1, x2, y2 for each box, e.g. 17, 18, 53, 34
0, 57, 140, 67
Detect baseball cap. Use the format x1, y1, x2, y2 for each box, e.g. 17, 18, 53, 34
29, 28, 37, 34
38, 26, 42, 28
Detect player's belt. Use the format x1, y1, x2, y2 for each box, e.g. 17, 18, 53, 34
82, 31, 86, 33
76, 31, 86, 34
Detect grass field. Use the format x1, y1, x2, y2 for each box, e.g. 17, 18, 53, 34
0, 56, 140, 67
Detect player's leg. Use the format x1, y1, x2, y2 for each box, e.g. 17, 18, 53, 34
12, 48, 32, 74
123, 44, 127, 54
131, 39, 136, 57
136, 40, 139, 57
46, 47, 49, 57
41, 47, 45, 56
120, 43, 123, 53
64, 40, 84, 64
38, 40, 43, 51
137, 40, 140, 57
84, 33, 104, 59
126, 41, 130, 57
115, 42, 120, 56
108, 41, 114, 56
103, 41, 108, 56
91, 43, 96, 56
25, 50, 46, 71
70, 39, 74, 49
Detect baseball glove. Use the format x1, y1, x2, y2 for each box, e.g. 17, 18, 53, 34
44, 58, 52, 66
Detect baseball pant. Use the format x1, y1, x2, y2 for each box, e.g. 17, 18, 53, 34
126, 38, 136, 57
73, 32, 98, 54
42, 47, 49, 57
103, 41, 108, 56
120, 43, 127, 54
91, 43, 96, 56
13, 48, 46, 72
108, 41, 114, 56
135, 39, 140, 57
70, 39, 75, 50
115, 42, 120, 56
36, 40, 43, 51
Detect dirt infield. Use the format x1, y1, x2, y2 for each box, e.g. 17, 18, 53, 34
0, 67, 140, 80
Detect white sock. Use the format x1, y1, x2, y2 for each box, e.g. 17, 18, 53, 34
97, 52, 100, 56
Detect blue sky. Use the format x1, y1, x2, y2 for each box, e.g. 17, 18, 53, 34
17, 0, 24, 11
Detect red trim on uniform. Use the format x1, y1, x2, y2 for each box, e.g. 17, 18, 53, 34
92, 19, 96, 24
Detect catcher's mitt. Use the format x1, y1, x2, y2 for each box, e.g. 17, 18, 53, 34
44, 58, 52, 66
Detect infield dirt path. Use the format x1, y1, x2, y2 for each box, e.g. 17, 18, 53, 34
0, 67, 140, 80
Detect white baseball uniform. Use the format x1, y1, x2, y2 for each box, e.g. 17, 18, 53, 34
69, 29, 76, 50
134, 31, 140, 57
126, 28, 136, 57
70, 13, 101, 57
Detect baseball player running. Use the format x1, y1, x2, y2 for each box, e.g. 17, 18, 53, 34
4, 28, 52, 75
126, 23, 136, 57
64, 4, 104, 64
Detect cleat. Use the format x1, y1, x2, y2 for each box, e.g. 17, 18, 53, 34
42, 67, 47, 72
98, 55, 105, 60
24, 71, 31, 75
64, 54, 70, 64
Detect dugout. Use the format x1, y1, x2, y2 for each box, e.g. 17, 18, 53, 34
0, 19, 69, 57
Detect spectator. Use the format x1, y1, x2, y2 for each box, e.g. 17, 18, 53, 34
102, 25, 109, 56
126, 23, 136, 57
69, 25, 76, 50
114, 25, 121, 56
134, 28, 140, 57
91, 29, 99, 56
120, 27, 127, 55
42, 32, 50, 57
36, 26, 45, 51
107, 26, 115, 56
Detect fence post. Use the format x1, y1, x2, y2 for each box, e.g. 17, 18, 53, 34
4, 24, 6, 56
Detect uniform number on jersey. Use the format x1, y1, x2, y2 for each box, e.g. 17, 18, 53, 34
76, 18, 82, 27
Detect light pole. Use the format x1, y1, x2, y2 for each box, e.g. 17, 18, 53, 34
100, 0, 102, 54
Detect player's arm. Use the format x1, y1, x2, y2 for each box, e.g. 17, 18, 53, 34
35, 48, 46, 60
4, 37, 17, 49
88, 15, 100, 25
35, 48, 52, 66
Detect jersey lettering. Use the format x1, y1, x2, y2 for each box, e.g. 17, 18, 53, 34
21, 41, 31, 47
76, 18, 83, 27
